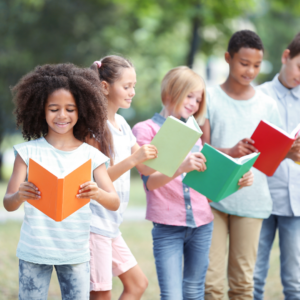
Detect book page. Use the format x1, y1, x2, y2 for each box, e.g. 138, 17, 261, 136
236, 152, 259, 164
290, 123, 300, 138
262, 119, 296, 139
169, 115, 201, 133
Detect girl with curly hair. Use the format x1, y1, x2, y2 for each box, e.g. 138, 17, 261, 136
89, 55, 157, 300
3, 63, 120, 300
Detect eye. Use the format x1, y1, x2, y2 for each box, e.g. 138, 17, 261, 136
50, 109, 58, 112
67, 109, 75, 112
241, 63, 248, 66
124, 86, 129, 90
196, 98, 202, 103
187, 94, 193, 98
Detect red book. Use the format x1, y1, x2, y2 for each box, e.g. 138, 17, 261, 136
251, 120, 300, 176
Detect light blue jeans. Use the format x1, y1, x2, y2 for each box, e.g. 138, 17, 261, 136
152, 221, 213, 300
254, 214, 300, 300
19, 259, 90, 300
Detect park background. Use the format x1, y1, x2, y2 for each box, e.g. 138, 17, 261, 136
1, 0, 300, 299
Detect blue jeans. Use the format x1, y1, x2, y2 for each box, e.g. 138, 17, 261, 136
152, 221, 213, 300
19, 259, 90, 300
254, 214, 300, 300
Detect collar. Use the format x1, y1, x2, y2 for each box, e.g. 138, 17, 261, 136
151, 113, 166, 127
273, 74, 300, 100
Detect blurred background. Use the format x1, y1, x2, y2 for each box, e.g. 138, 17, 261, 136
1, 0, 300, 299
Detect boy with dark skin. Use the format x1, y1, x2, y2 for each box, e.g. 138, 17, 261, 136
254, 33, 300, 300
202, 30, 298, 300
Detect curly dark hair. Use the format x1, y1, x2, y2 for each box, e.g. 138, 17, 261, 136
12, 63, 113, 160
228, 30, 264, 57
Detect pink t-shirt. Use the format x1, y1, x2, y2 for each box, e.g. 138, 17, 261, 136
132, 113, 214, 227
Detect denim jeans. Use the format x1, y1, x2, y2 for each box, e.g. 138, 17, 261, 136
254, 214, 300, 300
152, 221, 213, 300
19, 259, 90, 300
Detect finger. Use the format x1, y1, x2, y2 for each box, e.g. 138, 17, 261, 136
23, 182, 39, 191
193, 152, 207, 162
21, 191, 41, 200
21, 185, 40, 195
242, 171, 252, 178
80, 181, 94, 189
242, 138, 255, 145
76, 192, 93, 198
239, 148, 253, 156
79, 185, 97, 193
242, 143, 257, 152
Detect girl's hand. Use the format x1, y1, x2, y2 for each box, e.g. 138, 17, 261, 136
229, 138, 257, 158
238, 170, 254, 189
77, 181, 101, 200
133, 144, 158, 164
18, 182, 40, 202
179, 153, 207, 174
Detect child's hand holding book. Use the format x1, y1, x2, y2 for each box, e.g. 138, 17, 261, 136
238, 170, 254, 189
179, 152, 207, 174
286, 136, 300, 162
228, 138, 257, 158
18, 182, 41, 202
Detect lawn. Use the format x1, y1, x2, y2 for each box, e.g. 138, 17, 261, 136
0, 176, 284, 300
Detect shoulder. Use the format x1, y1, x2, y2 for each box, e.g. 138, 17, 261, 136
115, 113, 133, 132
132, 119, 157, 145
82, 143, 109, 167
256, 81, 274, 97
13, 138, 45, 153
255, 89, 277, 107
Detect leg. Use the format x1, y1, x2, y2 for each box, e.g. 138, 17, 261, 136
228, 215, 262, 300
278, 216, 300, 300
56, 261, 90, 300
89, 233, 113, 300
152, 222, 185, 300
183, 221, 213, 300
253, 215, 277, 300
118, 265, 148, 300
205, 208, 229, 300
19, 259, 53, 300
111, 235, 147, 300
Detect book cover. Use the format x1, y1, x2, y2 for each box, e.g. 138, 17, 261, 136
143, 116, 203, 177
182, 143, 259, 202
251, 120, 300, 176
28, 158, 92, 221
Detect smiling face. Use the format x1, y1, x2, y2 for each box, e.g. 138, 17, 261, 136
177, 90, 203, 119
279, 51, 300, 89
104, 67, 136, 110
226, 47, 263, 86
45, 89, 78, 136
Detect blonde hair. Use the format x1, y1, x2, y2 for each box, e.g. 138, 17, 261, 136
161, 66, 206, 125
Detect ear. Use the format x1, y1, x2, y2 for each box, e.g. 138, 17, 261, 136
101, 81, 110, 96
281, 49, 290, 65
224, 52, 231, 64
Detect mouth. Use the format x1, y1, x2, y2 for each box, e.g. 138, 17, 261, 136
55, 122, 70, 128
125, 99, 132, 103
294, 79, 300, 85
242, 75, 253, 81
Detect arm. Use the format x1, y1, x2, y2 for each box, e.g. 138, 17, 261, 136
77, 164, 120, 211
146, 152, 207, 191
200, 118, 257, 158
107, 143, 157, 182
4, 154, 40, 212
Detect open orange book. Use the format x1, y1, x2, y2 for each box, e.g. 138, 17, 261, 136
28, 158, 92, 222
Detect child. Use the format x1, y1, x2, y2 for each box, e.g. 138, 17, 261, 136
3, 63, 120, 300
89, 55, 158, 300
132, 66, 254, 300
202, 30, 283, 300
254, 33, 300, 299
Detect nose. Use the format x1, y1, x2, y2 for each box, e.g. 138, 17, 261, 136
129, 87, 135, 97
58, 109, 67, 118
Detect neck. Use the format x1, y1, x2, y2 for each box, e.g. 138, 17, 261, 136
160, 107, 180, 119
278, 72, 292, 89
45, 130, 79, 150
107, 99, 119, 123
221, 75, 254, 100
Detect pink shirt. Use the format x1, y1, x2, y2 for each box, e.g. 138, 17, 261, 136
132, 113, 213, 227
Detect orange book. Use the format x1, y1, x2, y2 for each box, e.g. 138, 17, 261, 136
28, 158, 92, 222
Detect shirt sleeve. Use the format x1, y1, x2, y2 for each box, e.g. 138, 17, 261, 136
90, 147, 110, 170
206, 89, 212, 120
13, 143, 29, 166
132, 121, 154, 147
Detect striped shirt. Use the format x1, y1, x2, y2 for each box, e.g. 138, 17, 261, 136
14, 137, 108, 265
90, 114, 136, 238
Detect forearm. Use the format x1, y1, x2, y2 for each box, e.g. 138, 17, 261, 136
146, 168, 182, 191
135, 164, 156, 176
94, 189, 120, 211
215, 147, 233, 157
3, 193, 24, 212
107, 156, 138, 182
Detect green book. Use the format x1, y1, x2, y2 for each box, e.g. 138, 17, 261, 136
143, 116, 203, 177
182, 143, 260, 202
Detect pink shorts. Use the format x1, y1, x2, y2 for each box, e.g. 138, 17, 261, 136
89, 232, 137, 291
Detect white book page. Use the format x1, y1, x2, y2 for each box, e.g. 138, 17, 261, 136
262, 119, 297, 139
169, 116, 201, 133
213, 147, 257, 165
291, 123, 300, 137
